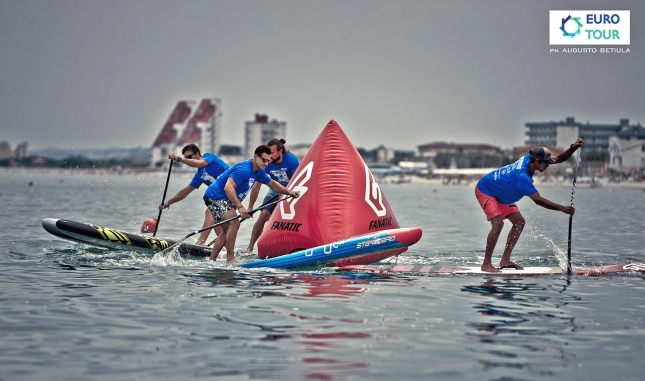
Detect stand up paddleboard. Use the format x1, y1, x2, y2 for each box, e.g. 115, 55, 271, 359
42, 218, 211, 257
238, 227, 422, 269
337, 263, 645, 276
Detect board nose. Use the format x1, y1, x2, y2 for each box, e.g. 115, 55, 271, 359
390, 227, 422, 245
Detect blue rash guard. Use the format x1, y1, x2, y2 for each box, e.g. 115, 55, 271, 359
204, 159, 271, 201
188, 152, 230, 188
263, 152, 299, 195
476, 154, 538, 205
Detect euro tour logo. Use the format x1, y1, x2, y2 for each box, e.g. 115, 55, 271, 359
549, 10, 630, 46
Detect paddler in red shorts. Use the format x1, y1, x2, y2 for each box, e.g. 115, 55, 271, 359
475, 138, 584, 272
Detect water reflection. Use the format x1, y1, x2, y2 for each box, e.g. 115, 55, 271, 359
187, 271, 415, 380
462, 278, 581, 377
191, 269, 414, 299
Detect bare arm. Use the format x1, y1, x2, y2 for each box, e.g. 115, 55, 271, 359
528, 192, 575, 215
167, 152, 208, 168
552, 138, 585, 163
159, 185, 196, 210
247, 181, 262, 211
224, 177, 250, 219
266, 180, 300, 198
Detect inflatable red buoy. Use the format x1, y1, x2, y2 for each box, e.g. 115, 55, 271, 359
257, 119, 404, 266
140, 218, 158, 233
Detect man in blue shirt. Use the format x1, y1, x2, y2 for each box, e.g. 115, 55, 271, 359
245, 138, 300, 253
159, 144, 230, 245
475, 138, 584, 272
204, 145, 300, 264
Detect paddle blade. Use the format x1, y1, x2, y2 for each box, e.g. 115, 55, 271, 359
141, 218, 158, 233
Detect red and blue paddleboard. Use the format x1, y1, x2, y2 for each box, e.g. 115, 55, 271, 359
238, 227, 422, 269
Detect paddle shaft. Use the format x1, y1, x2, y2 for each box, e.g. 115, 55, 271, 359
567, 149, 581, 275
162, 195, 292, 253
205, 193, 280, 246
153, 159, 173, 237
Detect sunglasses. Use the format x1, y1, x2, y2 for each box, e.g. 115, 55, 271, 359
184, 153, 195, 159
259, 156, 271, 164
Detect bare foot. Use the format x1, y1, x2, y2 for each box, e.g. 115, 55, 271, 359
498, 261, 524, 270
245, 248, 253, 254
195, 240, 206, 246
481, 264, 501, 273
226, 258, 242, 265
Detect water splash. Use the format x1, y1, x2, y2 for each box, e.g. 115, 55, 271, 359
527, 231, 568, 270
149, 247, 186, 267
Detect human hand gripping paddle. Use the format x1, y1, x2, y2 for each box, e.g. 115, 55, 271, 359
204, 193, 280, 247
160, 194, 293, 254
567, 148, 581, 275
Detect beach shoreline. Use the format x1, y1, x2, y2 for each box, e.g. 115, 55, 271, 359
3, 166, 644, 190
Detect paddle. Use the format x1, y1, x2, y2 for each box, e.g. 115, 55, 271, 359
205, 193, 280, 247
161, 195, 292, 253
153, 159, 173, 237
567, 148, 581, 275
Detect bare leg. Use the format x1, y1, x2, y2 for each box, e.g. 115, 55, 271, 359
498, 212, 525, 269
245, 209, 271, 253
223, 218, 242, 265
196, 208, 215, 245
481, 215, 504, 272
209, 222, 228, 261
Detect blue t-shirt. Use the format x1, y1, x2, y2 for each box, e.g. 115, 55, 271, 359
264, 152, 299, 187
188, 152, 230, 188
205, 159, 271, 201
476, 154, 538, 205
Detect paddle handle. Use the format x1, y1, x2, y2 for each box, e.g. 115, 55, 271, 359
153, 159, 173, 237
566, 149, 581, 275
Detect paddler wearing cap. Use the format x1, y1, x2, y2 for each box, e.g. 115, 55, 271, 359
474, 138, 585, 273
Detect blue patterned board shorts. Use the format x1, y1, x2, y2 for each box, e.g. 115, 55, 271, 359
203, 196, 234, 223
261, 191, 279, 213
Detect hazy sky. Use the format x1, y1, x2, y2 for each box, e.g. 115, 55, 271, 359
1, 0, 643, 151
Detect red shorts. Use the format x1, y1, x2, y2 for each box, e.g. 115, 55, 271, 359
475, 186, 519, 221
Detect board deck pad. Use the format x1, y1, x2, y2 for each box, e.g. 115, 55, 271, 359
337, 263, 645, 276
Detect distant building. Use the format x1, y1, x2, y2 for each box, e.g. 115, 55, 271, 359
608, 136, 645, 170
375, 145, 395, 164
0, 141, 27, 160
525, 117, 645, 152
0, 141, 13, 160
244, 114, 286, 156
288, 143, 311, 162
150, 98, 222, 168
150, 101, 192, 167
14, 141, 28, 160
417, 142, 502, 160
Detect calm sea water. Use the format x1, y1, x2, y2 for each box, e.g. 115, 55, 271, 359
1, 169, 644, 381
